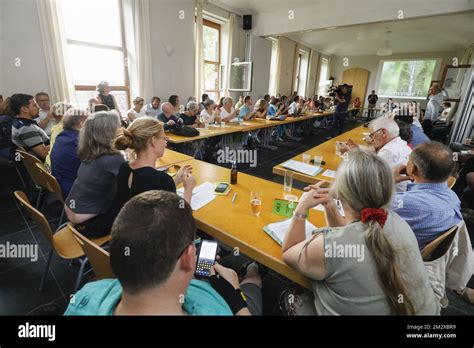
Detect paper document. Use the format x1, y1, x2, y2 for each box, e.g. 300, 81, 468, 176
282, 160, 323, 177
263, 218, 316, 245
177, 182, 216, 211
322, 169, 337, 179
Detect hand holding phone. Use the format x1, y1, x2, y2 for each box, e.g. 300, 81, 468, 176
195, 240, 218, 278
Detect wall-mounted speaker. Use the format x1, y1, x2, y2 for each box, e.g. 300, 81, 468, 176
243, 15, 252, 30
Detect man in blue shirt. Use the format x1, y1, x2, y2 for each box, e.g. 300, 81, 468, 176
65, 190, 262, 316
392, 141, 462, 250
331, 84, 351, 137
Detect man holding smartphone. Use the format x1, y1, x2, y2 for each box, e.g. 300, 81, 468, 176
65, 190, 262, 316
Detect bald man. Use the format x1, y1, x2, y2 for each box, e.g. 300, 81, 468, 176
158, 102, 181, 131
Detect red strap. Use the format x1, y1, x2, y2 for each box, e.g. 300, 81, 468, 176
361, 208, 388, 228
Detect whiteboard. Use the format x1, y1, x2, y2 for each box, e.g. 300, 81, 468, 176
229, 62, 253, 91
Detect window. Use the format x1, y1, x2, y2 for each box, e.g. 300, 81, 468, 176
268, 38, 278, 96
60, 0, 130, 114
317, 58, 329, 95
378, 59, 437, 99
293, 53, 302, 93
203, 19, 221, 102
297, 50, 309, 97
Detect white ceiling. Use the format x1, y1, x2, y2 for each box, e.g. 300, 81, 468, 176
210, 0, 474, 56
286, 12, 474, 56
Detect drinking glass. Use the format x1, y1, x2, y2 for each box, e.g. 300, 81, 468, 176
250, 191, 262, 216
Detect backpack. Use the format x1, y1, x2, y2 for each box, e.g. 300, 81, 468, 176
169, 124, 200, 137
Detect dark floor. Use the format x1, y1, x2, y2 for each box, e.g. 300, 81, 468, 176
1, 118, 473, 315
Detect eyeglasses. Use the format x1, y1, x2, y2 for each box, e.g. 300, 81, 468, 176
369, 128, 383, 138
176, 237, 201, 259
157, 135, 169, 142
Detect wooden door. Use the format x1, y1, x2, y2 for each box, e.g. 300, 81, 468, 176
342, 68, 369, 105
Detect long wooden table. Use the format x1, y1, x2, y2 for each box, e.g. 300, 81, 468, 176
176, 158, 325, 289
167, 110, 336, 144
273, 125, 370, 184
155, 149, 193, 168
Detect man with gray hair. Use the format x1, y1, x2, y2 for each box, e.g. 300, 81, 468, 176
158, 102, 181, 131
219, 97, 239, 123
343, 116, 412, 190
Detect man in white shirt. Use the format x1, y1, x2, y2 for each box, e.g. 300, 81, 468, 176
344, 117, 412, 191
288, 96, 301, 116
143, 96, 161, 118
35, 92, 57, 136
219, 97, 239, 123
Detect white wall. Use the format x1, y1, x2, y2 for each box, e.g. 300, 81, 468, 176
1, 0, 50, 98
249, 35, 272, 101
331, 51, 458, 108
149, 0, 195, 101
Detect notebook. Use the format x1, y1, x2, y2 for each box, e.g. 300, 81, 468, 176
263, 218, 317, 245
282, 160, 323, 177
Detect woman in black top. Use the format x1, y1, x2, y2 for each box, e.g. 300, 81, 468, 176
113, 117, 196, 215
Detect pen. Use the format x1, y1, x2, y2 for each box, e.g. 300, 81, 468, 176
232, 192, 237, 203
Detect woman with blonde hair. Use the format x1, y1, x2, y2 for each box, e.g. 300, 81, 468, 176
282, 148, 439, 315
65, 111, 125, 238
111, 117, 196, 217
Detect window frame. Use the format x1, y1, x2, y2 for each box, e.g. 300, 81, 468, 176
62, 0, 131, 110
203, 19, 221, 101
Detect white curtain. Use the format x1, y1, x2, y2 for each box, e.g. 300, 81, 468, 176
133, 0, 153, 102
194, 0, 205, 100
36, 0, 76, 104
223, 14, 235, 97
274, 38, 282, 95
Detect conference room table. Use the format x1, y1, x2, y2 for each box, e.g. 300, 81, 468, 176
167, 110, 336, 144
272, 125, 370, 184
155, 149, 194, 168
173, 157, 322, 289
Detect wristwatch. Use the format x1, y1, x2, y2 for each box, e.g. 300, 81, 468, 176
293, 212, 308, 219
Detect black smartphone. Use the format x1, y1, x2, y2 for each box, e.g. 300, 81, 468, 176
195, 240, 218, 278
215, 182, 229, 193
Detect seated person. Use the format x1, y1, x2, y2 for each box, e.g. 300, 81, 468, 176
436, 102, 452, 123
126, 97, 146, 122
282, 149, 439, 315
234, 95, 244, 110
179, 101, 203, 128
391, 142, 462, 250
113, 117, 196, 208
394, 115, 429, 148
199, 100, 220, 125
450, 138, 474, 153
168, 95, 181, 115
268, 97, 286, 142
288, 96, 301, 116
239, 96, 258, 146
0, 97, 16, 160
65, 111, 125, 238
351, 97, 361, 117
343, 117, 412, 191
65, 190, 263, 316
35, 92, 57, 136
395, 119, 414, 149
254, 98, 267, 119
143, 96, 161, 118
158, 102, 181, 131
219, 97, 239, 123
50, 109, 88, 199
44, 101, 74, 169
10, 93, 50, 160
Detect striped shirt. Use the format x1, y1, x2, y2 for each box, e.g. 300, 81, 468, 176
11, 117, 49, 150
391, 182, 462, 250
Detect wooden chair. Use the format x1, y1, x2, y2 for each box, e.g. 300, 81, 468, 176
71, 227, 115, 280
16, 150, 47, 208
35, 162, 66, 224
14, 191, 110, 292
421, 226, 459, 262
447, 176, 456, 189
